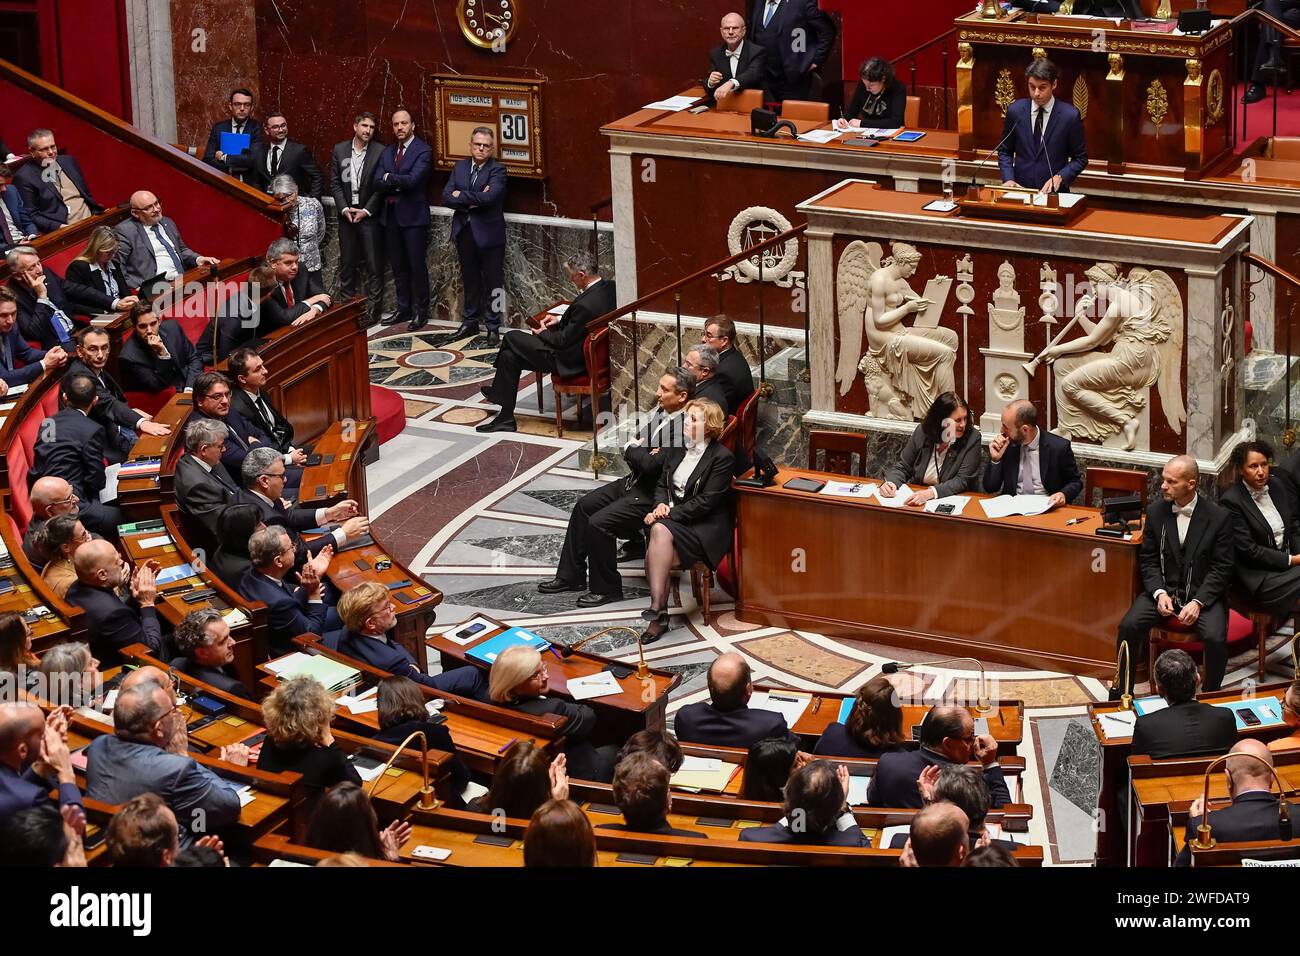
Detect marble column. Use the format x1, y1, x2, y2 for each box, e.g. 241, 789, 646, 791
610, 150, 637, 307
1249, 209, 1276, 353
1185, 266, 1222, 461
124, 0, 177, 142
806, 227, 836, 414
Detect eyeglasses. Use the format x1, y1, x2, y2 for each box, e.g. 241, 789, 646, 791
530, 663, 549, 681
261, 471, 286, 482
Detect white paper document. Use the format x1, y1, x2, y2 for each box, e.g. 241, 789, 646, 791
264, 652, 313, 676
235, 785, 256, 807
749, 690, 811, 728
99, 463, 122, 504
797, 128, 850, 144
820, 480, 877, 499
979, 494, 1054, 518
644, 95, 699, 112
136, 533, 172, 550
875, 484, 915, 508
567, 669, 624, 701
1097, 710, 1137, 740
924, 495, 971, 515
546, 304, 569, 315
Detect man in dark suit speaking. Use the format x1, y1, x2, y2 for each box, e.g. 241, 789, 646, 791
476, 251, 615, 434
442, 126, 507, 346
982, 399, 1081, 508
997, 59, 1087, 194
1114, 456, 1236, 696
705, 12, 767, 105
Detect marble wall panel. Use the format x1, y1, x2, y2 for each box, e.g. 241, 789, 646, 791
170, 0, 261, 150
318, 205, 613, 327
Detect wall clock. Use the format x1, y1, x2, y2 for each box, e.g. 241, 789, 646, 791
458, 0, 518, 50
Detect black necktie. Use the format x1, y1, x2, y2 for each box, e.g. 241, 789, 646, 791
270, 145, 281, 176
471, 164, 480, 187
1033, 106, 1045, 142
1, 335, 10, 370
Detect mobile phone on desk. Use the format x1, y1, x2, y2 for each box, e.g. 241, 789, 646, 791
454, 622, 487, 640
412, 845, 452, 861
1237, 708, 1262, 727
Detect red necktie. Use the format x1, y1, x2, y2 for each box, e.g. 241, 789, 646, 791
284, 282, 294, 308
396, 143, 406, 169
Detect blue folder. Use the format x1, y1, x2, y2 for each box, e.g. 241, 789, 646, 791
219, 132, 251, 156
466, 626, 550, 666
836, 696, 854, 724
1214, 698, 1285, 731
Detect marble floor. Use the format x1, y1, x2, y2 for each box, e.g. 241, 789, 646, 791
362, 317, 1297, 867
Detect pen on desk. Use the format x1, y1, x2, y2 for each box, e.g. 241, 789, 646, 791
811, 696, 821, 714
548, 644, 563, 661
498, 737, 518, 754
1066, 516, 1093, 526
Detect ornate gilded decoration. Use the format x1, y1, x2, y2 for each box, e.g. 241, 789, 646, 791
958, 42, 974, 67
1072, 75, 1089, 119
981, 0, 1000, 18
1219, 286, 1234, 414
1156, 0, 1172, 17
1146, 79, 1169, 137
1206, 69, 1225, 125
957, 27, 1231, 57
1185, 58, 1201, 83
1107, 53, 1124, 80
995, 68, 1016, 118
1032, 46, 1047, 60
1059, 0, 1074, 11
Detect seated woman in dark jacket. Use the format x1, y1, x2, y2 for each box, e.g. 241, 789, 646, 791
209, 504, 264, 589
836, 57, 908, 132
641, 398, 735, 644
306, 781, 411, 861
879, 391, 982, 507
63, 226, 139, 316
467, 740, 566, 819
488, 644, 618, 782
257, 676, 361, 826
815, 674, 913, 758
374, 675, 471, 807
1219, 439, 1300, 620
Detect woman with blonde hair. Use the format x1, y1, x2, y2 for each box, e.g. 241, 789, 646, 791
257, 676, 360, 820
640, 398, 736, 644
64, 225, 138, 313
488, 644, 617, 781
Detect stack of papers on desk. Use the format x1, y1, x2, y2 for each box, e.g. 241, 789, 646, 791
546, 304, 568, 315
859, 126, 902, 139
820, 480, 876, 499
350, 753, 386, 782
979, 494, 1054, 518
234, 785, 256, 808
875, 484, 915, 507
749, 690, 811, 727
924, 495, 971, 515
267, 653, 360, 692
643, 95, 698, 112
1097, 710, 1137, 740
567, 670, 624, 701
671, 756, 738, 793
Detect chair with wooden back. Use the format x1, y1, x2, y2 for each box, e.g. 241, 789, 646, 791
808, 430, 869, 476
1083, 466, 1149, 511
904, 95, 920, 127
551, 324, 611, 439
781, 99, 829, 122
715, 89, 764, 113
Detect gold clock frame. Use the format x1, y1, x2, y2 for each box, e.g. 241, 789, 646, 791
457, 0, 518, 50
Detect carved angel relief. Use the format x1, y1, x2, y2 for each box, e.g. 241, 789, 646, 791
1035, 263, 1186, 451
835, 241, 958, 420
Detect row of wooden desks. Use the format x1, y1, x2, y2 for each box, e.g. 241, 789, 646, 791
1089, 680, 1299, 866
735, 465, 1141, 677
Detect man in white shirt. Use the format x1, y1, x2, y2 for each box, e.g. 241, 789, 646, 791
982, 399, 1081, 508
1114, 455, 1235, 696
113, 191, 219, 291
705, 12, 768, 104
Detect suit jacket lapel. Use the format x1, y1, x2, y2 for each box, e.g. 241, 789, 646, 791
1237, 487, 1273, 547
682, 443, 720, 498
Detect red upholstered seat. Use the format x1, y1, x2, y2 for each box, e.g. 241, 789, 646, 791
1149, 609, 1256, 684
6, 388, 62, 535
555, 373, 592, 388
370, 385, 405, 444
1156, 609, 1253, 645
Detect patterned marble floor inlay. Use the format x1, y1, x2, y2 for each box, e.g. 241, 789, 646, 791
362, 333, 1290, 867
